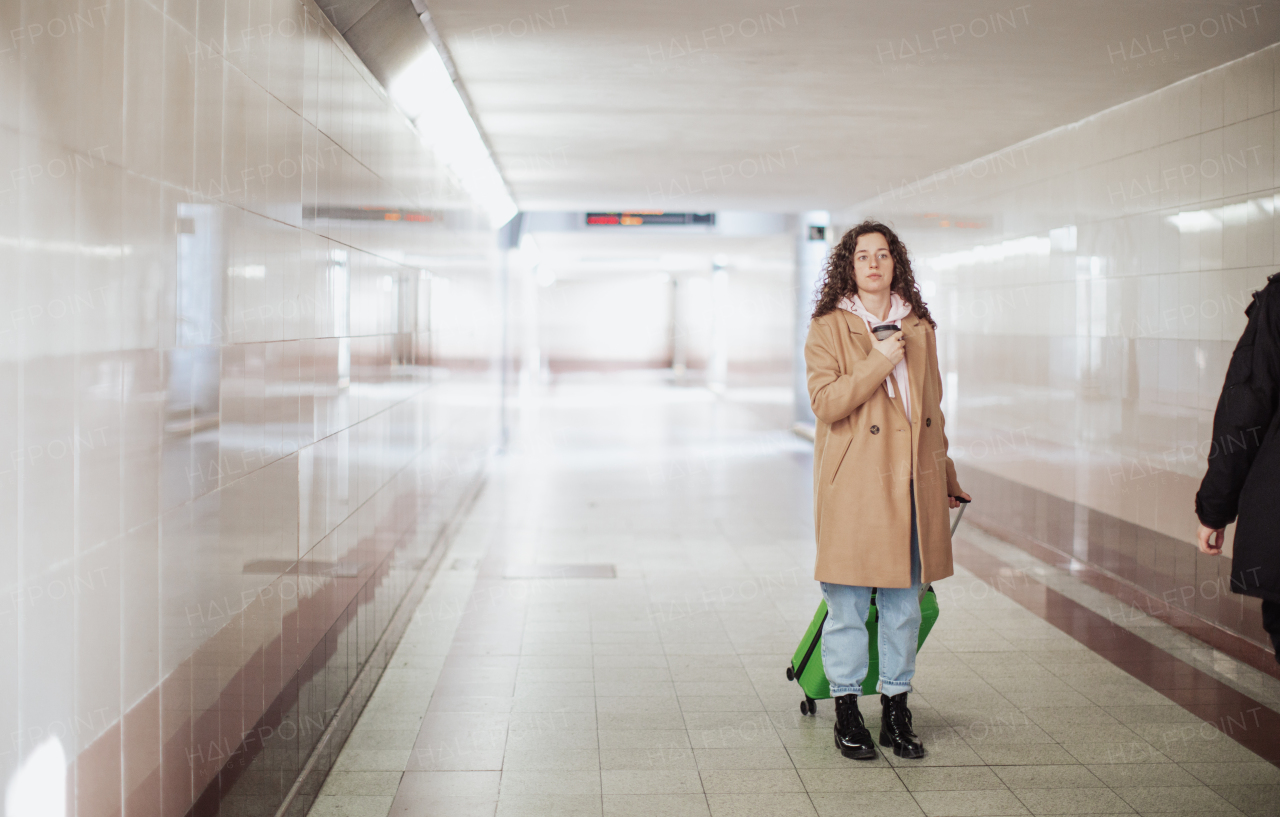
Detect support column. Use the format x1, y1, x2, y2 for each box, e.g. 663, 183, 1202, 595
794, 211, 830, 427
497, 213, 523, 450
668, 275, 687, 382
708, 259, 729, 393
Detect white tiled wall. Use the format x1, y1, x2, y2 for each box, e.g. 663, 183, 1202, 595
846, 43, 1280, 549
0, 1, 500, 815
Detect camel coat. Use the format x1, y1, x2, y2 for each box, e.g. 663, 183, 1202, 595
805, 309, 963, 588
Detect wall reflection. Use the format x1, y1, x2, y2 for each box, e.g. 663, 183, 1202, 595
0, 1, 500, 816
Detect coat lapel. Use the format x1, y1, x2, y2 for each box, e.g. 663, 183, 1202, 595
903, 316, 926, 425
839, 310, 865, 338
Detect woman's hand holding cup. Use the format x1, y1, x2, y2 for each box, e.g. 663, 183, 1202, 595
871, 330, 905, 366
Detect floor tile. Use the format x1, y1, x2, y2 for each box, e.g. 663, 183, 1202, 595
699, 769, 806, 793
1008, 787, 1135, 814
679, 696, 768, 712
389, 795, 498, 817
909, 789, 1030, 816
601, 747, 699, 770
602, 794, 711, 817
1103, 706, 1204, 725
795, 768, 905, 792
509, 711, 598, 731
601, 769, 705, 795
596, 680, 678, 696
1181, 762, 1280, 786
507, 726, 600, 749
706, 793, 820, 817
884, 739, 988, 767
1019, 708, 1120, 728
1034, 724, 1145, 744
786, 746, 891, 769
495, 794, 603, 817
1059, 743, 1169, 765
318, 771, 404, 797
775, 728, 836, 750
808, 791, 925, 816
394, 771, 501, 798
896, 766, 1008, 791
343, 729, 423, 751
499, 770, 602, 796
1110, 785, 1241, 812
1207, 783, 1280, 816
596, 696, 685, 715
500, 748, 600, 771
332, 749, 415, 773
693, 747, 797, 770
991, 766, 1106, 789
308, 796, 396, 817
595, 655, 674, 669
511, 695, 598, 714
599, 730, 693, 750
688, 727, 785, 750
1084, 764, 1203, 788
1134, 728, 1266, 763
595, 711, 689, 730
961, 722, 1057, 745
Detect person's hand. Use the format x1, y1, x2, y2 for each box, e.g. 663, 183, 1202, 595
949, 491, 971, 510
871, 330, 905, 366
1197, 523, 1225, 555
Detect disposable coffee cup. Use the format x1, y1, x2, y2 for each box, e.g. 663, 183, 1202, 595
871, 323, 899, 340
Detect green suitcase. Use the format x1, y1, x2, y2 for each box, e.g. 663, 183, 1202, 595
786, 588, 940, 714
786, 500, 965, 715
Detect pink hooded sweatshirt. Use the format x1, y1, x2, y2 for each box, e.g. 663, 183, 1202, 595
837, 293, 913, 420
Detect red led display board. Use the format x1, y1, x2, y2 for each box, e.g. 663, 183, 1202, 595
586, 212, 715, 226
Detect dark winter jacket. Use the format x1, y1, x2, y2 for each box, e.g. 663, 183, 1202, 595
1196, 273, 1280, 603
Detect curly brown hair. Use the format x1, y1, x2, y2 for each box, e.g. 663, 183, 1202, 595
811, 220, 936, 328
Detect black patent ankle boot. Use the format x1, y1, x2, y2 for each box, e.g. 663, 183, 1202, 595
833, 694, 876, 760
879, 691, 924, 758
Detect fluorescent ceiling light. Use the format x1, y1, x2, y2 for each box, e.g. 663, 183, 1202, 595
389, 45, 517, 227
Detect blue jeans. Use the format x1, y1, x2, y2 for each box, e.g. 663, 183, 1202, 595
820, 502, 922, 698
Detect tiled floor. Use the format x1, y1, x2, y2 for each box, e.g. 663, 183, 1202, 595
307, 376, 1280, 817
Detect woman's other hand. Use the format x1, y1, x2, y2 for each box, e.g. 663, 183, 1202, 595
871, 330, 905, 366
948, 491, 971, 510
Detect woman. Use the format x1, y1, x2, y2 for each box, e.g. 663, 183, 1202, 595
804, 220, 969, 761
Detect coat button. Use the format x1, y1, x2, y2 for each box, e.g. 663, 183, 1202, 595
870, 425, 879, 435
926, 418, 932, 427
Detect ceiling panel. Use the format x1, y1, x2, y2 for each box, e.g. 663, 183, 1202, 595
412, 0, 1279, 212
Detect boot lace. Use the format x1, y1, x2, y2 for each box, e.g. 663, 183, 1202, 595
887, 696, 914, 736
835, 696, 867, 733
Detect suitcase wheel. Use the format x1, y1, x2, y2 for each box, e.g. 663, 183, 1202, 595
800, 697, 815, 716
785, 666, 795, 681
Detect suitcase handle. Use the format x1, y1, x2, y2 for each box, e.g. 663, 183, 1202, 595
949, 497, 969, 537
793, 609, 828, 678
